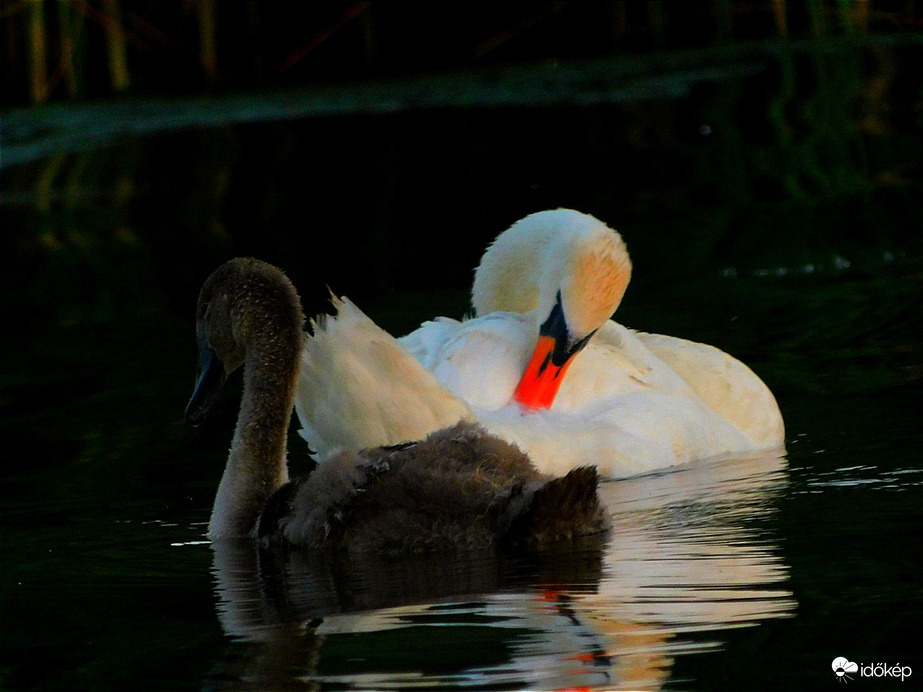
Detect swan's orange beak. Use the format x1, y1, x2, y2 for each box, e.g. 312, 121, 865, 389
514, 291, 596, 410
514, 335, 576, 409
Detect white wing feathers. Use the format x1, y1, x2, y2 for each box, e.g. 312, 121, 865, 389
296, 297, 471, 461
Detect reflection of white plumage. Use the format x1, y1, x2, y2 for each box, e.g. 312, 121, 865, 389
297, 208, 785, 477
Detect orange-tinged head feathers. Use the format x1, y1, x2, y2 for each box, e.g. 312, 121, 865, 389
558, 225, 631, 343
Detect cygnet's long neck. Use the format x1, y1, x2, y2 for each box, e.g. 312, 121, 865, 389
209, 327, 302, 539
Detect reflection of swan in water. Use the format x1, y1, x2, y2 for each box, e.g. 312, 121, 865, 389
596, 451, 794, 627
207, 450, 793, 691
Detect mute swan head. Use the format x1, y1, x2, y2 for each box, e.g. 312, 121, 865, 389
471, 209, 632, 410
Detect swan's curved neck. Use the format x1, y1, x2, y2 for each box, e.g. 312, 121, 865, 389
471, 210, 631, 338
209, 331, 301, 539
472, 214, 556, 318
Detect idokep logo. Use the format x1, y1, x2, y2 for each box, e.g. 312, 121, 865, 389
832, 657, 913, 683
832, 658, 859, 683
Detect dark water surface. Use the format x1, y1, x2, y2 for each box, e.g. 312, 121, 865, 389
2, 37, 921, 690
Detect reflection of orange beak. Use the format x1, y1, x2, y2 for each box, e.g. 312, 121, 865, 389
514, 335, 576, 410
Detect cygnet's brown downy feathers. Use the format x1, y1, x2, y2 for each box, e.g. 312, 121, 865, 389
258, 422, 609, 556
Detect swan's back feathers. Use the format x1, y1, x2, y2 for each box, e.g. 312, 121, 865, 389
260, 422, 609, 556
635, 332, 785, 448
296, 297, 471, 460
401, 312, 535, 410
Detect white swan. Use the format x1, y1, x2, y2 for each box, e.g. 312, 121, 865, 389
297, 209, 785, 477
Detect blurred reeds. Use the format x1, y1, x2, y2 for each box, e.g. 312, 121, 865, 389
2, 1, 920, 395
3, 0, 920, 106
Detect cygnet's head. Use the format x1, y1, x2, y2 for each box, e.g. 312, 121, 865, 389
185, 258, 303, 426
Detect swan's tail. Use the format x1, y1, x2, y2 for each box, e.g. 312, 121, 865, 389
492, 466, 610, 546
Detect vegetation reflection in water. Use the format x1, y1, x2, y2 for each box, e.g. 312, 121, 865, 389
206, 450, 792, 690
